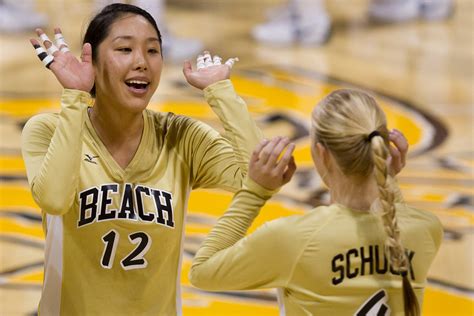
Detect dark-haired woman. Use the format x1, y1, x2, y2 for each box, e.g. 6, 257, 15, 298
22, 3, 261, 315
190, 90, 443, 316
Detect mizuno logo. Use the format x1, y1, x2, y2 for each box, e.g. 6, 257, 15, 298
84, 154, 99, 164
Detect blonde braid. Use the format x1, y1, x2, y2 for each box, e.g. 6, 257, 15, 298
371, 136, 408, 271
371, 135, 419, 316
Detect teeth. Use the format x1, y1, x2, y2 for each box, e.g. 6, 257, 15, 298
126, 80, 148, 85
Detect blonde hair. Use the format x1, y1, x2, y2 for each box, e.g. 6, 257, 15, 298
312, 89, 419, 316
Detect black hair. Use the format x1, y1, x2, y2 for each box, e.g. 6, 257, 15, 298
83, 3, 162, 96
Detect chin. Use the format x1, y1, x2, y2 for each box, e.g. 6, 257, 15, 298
123, 90, 152, 108
128, 99, 150, 112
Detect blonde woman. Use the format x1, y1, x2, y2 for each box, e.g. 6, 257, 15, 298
190, 89, 443, 316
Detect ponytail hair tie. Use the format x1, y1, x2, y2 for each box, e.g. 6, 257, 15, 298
367, 131, 381, 142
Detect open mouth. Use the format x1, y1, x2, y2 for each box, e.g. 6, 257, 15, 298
125, 79, 150, 93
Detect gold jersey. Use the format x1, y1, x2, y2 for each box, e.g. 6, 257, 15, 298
21, 80, 263, 316
191, 177, 443, 316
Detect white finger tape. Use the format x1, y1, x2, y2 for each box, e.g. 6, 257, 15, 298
203, 52, 212, 65
47, 45, 59, 55
55, 33, 69, 48
39, 33, 52, 44
56, 38, 68, 47
213, 55, 222, 65
34, 46, 54, 68
42, 55, 54, 68
225, 57, 239, 68
35, 46, 47, 55
196, 54, 205, 69
197, 61, 206, 70
60, 46, 70, 53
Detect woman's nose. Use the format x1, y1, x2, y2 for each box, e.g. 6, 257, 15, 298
133, 52, 147, 70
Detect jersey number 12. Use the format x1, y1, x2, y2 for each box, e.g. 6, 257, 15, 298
101, 229, 152, 270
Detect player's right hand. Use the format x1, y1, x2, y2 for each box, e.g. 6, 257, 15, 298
30, 28, 95, 93
249, 137, 297, 191
388, 129, 409, 176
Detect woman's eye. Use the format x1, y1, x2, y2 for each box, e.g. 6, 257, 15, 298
117, 48, 132, 52
148, 48, 159, 54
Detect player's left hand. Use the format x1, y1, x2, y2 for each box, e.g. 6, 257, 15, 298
183, 51, 238, 90
249, 137, 297, 190
388, 129, 409, 176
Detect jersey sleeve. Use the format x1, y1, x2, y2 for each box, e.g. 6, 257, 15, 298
190, 79, 263, 191
21, 89, 90, 215
429, 213, 444, 250
189, 177, 302, 291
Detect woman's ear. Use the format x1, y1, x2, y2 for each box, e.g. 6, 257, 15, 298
316, 142, 330, 169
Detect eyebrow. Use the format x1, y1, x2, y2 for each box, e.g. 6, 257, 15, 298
112, 36, 160, 42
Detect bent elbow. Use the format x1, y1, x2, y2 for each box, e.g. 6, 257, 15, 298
189, 267, 210, 290
189, 268, 201, 287
32, 184, 73, 216
35, 197, 72, 215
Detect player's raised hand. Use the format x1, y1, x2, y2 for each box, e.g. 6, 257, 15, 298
388, 129, 409, 176
183, 51, 238, 90
30, 28, 95, 92
249, 137, 297, 190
